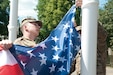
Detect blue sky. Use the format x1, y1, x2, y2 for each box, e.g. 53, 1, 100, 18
99, 0, 107, 8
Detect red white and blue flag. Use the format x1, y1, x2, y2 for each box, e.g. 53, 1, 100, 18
0, 5, 81, 75
0, 47, 24, 75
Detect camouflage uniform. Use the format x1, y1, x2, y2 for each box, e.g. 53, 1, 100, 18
14, 36, 36, 47
70, 22, 107, 75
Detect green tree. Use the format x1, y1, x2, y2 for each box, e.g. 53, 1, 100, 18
99, 0, 113, 49
36, 0, 76, 42
0, 0, 9, 36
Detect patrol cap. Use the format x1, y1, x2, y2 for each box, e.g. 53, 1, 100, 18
20, 17, 42, 28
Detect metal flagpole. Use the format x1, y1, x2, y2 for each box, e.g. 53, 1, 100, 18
8, 0, 18, 42
81, 0, 99, 75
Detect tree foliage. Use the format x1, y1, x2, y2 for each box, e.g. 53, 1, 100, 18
0, 0, 9, 36
36, 0, 75, 42
99, 0, 113, 48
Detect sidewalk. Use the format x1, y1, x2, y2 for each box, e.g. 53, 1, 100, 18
106, 67, 113, 75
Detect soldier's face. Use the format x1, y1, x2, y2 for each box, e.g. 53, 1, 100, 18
25, 22, 41, 36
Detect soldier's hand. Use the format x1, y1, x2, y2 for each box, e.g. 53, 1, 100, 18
0, 40, 13, 50
75, 0, 82, 7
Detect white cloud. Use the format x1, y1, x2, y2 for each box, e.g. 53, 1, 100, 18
18, 0, 38, 21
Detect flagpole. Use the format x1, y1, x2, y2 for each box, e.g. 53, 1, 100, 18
8, 0, 18, 42
81, 0, 99, 75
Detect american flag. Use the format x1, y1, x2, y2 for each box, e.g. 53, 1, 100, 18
1, 5, 81, 75
0, 48, 24, 75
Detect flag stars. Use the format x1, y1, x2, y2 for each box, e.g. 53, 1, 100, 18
53, 54, 60, 60
69, 40, 73, 46
77, 34, 81, 39
27, 50, 36, 58
39, 53, 47, 59
52, 36, 59, 43
39, 58, 47, 66
59, 56, 67, 63
63, 23, 70, 29
39, 53, 47, 66
63, 45, 68, 52
49, 64, 56, 73
71, 17, 75, 23
52, 45, 60, 51
58, 66, 65, 72
40, 43, 47, 50
69, 28, 73, 34
64, 33, 68, 38
75, 45, 81, 51
30, 68, 38, 75
69, 52, 73, 59
20, 61, 26, 69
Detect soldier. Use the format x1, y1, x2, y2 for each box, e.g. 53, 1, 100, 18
0, 17, 42, 49
70, 22, 108, 75
70, 0, 108, 74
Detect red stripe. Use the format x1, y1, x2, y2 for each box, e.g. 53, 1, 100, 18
0, 64, 24, 75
